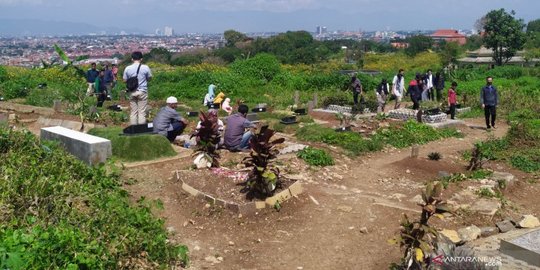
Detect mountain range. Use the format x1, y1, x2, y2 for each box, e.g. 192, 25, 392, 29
0, 18, 143, 36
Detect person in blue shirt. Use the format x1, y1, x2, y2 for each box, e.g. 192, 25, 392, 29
86, 62, 99, 96
480, 76, 499, 130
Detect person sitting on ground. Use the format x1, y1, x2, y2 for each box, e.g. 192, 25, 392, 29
221, 98, 233, 115
213, 92, 225, 106
203, 93, 214, 107
195, 109, 225, 146
153, 96, 188, 143
94, 70, 107, 107
224, 104, 256, 151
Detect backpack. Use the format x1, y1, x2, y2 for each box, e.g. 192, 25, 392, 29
126, 63, 141, 92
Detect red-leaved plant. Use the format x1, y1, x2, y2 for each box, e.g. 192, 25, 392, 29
190, 110, 221, 167
243, 125, 285, 198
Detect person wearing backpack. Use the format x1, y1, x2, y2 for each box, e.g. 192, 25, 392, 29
123, 51, 152, 125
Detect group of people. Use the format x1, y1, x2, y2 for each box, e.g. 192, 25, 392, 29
152, 95, 256, 151
115, 51, 256, 150
86, 62, 118, 107
353, 69, 498, 128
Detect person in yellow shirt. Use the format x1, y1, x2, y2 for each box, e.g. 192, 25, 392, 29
213, 92, 225, 107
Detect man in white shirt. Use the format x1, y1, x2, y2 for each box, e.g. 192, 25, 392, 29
123, 51, 153, 125
425, 69, 434, 101
392, 69, 405, 109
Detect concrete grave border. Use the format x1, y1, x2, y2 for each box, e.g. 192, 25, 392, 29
175, 170, 303, 216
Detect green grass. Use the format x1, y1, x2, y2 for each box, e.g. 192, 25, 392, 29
88, 127, 177, 161
297, 147, 335, 166
0, 128, 188, 269
296, 124, 383, 156
372, 120, 463, 149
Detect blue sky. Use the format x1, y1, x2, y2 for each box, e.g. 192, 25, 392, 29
0, 0, 538, 33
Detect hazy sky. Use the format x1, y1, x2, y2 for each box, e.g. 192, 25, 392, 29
0, 0, 539, 33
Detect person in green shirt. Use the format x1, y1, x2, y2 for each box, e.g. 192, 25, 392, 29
94, 70, 107, 107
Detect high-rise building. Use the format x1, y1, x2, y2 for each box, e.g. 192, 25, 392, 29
164, 26, 174, 37
316, 26, 322, 35
155, 28, 162, 36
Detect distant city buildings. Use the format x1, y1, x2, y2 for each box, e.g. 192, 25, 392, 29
431, 29, 466, 45
164, 26, 174, 37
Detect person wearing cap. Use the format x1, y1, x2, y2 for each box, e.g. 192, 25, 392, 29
153, 96, 188, 142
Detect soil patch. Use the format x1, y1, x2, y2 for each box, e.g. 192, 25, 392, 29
391, 156, 465, 180
179, 169, 296, 203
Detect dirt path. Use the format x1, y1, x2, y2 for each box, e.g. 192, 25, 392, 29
122, 118, 540, 270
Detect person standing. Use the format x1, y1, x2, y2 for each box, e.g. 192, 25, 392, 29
425, 69, 434, 101
376, 78, 389, 113
123, 51, 152, 125
447, 82, 458, 120
103, 64, 114, 98
111, 64, 119, 89
94, 70, 107, 107
392, 69, 405, 109
434, 71, 445, 102
86, 62, 99, 96
350, 74, 363, 110
480, 76, 498, 130
153, 96, 188, 142
408, 74, 423, 110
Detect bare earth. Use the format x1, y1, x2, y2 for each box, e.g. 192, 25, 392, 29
121, 117, 540, 270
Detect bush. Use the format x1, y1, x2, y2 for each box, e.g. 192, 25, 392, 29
510, 154, 540, 172
297, 147, 335, 166
322, 91, 351, 107
0, 128, 188, 269
88, 127, 177, 161
230, 53, 282, 82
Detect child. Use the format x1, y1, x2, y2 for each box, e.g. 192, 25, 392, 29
448, 81, 458, 120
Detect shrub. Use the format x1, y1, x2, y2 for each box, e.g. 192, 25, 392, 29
297, 147, 335, 166
510, 154, 540, 172
322, 91, 351, 107
88, 127, 177, 161
0, 128, 188, 269
428, 152, 442, 161
230, 53, 282, 82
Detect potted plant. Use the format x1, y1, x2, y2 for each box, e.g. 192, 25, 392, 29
243, 125, 285, 198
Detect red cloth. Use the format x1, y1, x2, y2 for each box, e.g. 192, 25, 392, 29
448, 88, 457, 104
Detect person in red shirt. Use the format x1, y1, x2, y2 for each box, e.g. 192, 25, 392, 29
448, 81, 458, 120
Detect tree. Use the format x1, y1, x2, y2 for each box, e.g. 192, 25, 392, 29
464, 35, 483, 50
526, 19, 540, 33
440, 41, 463, 66
224, 29, 248, 47
482, 9, 526, 65
405, 35, 433, 56
145, 47, 171, 64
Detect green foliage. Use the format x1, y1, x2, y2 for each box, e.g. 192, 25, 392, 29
373, 121, 462, 149
190, 110, 221, 167
469, 169, 493, 179
88, 127, 177, 161
510, 154, 540, 172
230, 53, 282, 82
482, 9, 527, 65
465, 35, 483, 51
297, 147, 335, 166
439, 41, 464, 66
526, 19, 540, 33
405, 35, 433, 56
224, 29, 248, 47
0, 128, 187, 269
439, 173, 468, 188
296, 124, 383, 156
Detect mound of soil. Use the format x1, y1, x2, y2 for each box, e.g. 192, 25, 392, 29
178, 168, 295, 203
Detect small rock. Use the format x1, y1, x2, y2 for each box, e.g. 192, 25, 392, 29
496, 219, 515, 233
348, 226, 355, 230
204, 256, 221, 264
8, 114, 16, 121
337, 206, 353, 213
480, 227, 499, 237
517, 215, 540, 228
458, 225, 481, 242
409, 194, 424, 205
440, 229, 461, 244
297, 267, 304, 270
470, 199, 501, 216
217, 256, 223, 262
204, 203, 211, 208
256, 239, 261, 243
359, 227, 369, 234
166, 226, 176, 234
438, 171, 450, 178
406, 169, 411, 174
228, 241, 235, 246
491, 171, 515, 188
193, 246, 201, 251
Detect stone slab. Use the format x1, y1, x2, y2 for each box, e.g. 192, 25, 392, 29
426, 119, 467, 129
470, 198, 501, 216
0, 101, 55, 116
40, 126, 112, 165
37, 116, 100, 133
500, 229, 540, 267
470, 228, 540, 270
